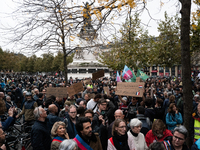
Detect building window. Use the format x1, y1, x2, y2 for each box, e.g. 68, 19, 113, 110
72, 69, 77, 73
79, 69, 87, 73
68, 69, 71, 73
159, 67, 164, 73
171, 66, 175, 76
88, 69, 96, 73
152, 66, 157, 70
104, 69, 109, 73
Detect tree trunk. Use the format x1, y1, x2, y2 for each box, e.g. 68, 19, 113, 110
180, 0, 192, 147
63, 51, 68, 86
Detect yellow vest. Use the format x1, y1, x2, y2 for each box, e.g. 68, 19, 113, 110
194, 119, 200, 139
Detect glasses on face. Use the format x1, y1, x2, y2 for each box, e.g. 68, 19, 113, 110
69, 112, 76, 114
173, 135, 184, 141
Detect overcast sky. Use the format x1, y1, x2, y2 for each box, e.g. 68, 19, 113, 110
0, 0, 197, 57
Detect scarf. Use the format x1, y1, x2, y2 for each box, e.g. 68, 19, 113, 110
112, 132, 130, 150
73, 134, 93, 150
130, 130, 138, 137
52, 136, 65, 143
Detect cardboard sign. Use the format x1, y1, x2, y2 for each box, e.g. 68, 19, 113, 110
136, 77, 142, 82
84, 79, 91, 84
115, 82, 145, 97
92, 70, 104, 80
104, 87, 110, 95
67, 86, 76, 97
72, 82, 84, 94
46, 87, 69, 98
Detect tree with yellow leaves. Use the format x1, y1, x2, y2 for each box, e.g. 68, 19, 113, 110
99, 13, 154, 70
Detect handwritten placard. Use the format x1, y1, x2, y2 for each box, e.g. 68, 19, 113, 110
103, 87, 110, 95
115, 82, 145, 97
72, 82, 84, 94
84, 79, 91, 85
46, 87, 69, 98
92, 70, 104, 80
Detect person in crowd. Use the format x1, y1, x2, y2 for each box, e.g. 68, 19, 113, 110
84, 109, 94, 123
127, 96, 140, 121
193, 94, 200, 110
0, 100, 15, 131
190, 102, 200, 143
59, 139, 78, 150
191, 138, 200, 150
47, 104, 64, 133
145, 119, 173, 147
127, 118, 148, 150
107, 118, 135, 150
82, 86, 92, 98
93, 98, 108, 150
166, 103, 183, 131
76, 93, 83, 105
36, 93, 44, 107
108, 109, 124, 139
79, 100, 87, 110
59, 100, 71, 118
84, 94, 90, 103
31, 106, 52, 150
74, 117, 102, 150
42, 88, 47, 102
154, 98, 165, 121
163, 125, 189, 150
144, 98, 155, 123
7, 89, 16, 102
5, 96, 17, 111
148, 142, 165, 150
54, 97, 64, 115
136, 106, 151, 136
67, 95, 76, 105
15, 84, 23, 108
66, 105, 78, 139
21, 91, 27, 109
0, 122, 8, 150
33, 88, 39, 101
87, 94, 102, 113
51, 121, 69, 150
16, 92, 38, 125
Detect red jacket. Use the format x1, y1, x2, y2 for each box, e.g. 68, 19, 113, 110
145, 129, 173, 147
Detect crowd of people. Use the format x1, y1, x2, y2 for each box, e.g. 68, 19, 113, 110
0, 74, 199, 150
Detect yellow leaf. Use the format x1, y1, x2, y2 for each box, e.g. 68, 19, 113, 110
192, 24, 197, 30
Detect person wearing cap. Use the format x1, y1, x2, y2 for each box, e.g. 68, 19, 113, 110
7, 89, 16, 102
16, 92, 38, 125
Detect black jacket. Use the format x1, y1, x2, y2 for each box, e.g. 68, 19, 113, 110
31, 120, 52, 150
46, 113, 64, 134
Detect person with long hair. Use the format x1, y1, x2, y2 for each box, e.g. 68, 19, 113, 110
166, 103, 183, 131
145, 119, 172, 147
107, 119, 136, 150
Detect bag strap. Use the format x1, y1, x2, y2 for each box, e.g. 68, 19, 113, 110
92, 103, 98, 111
